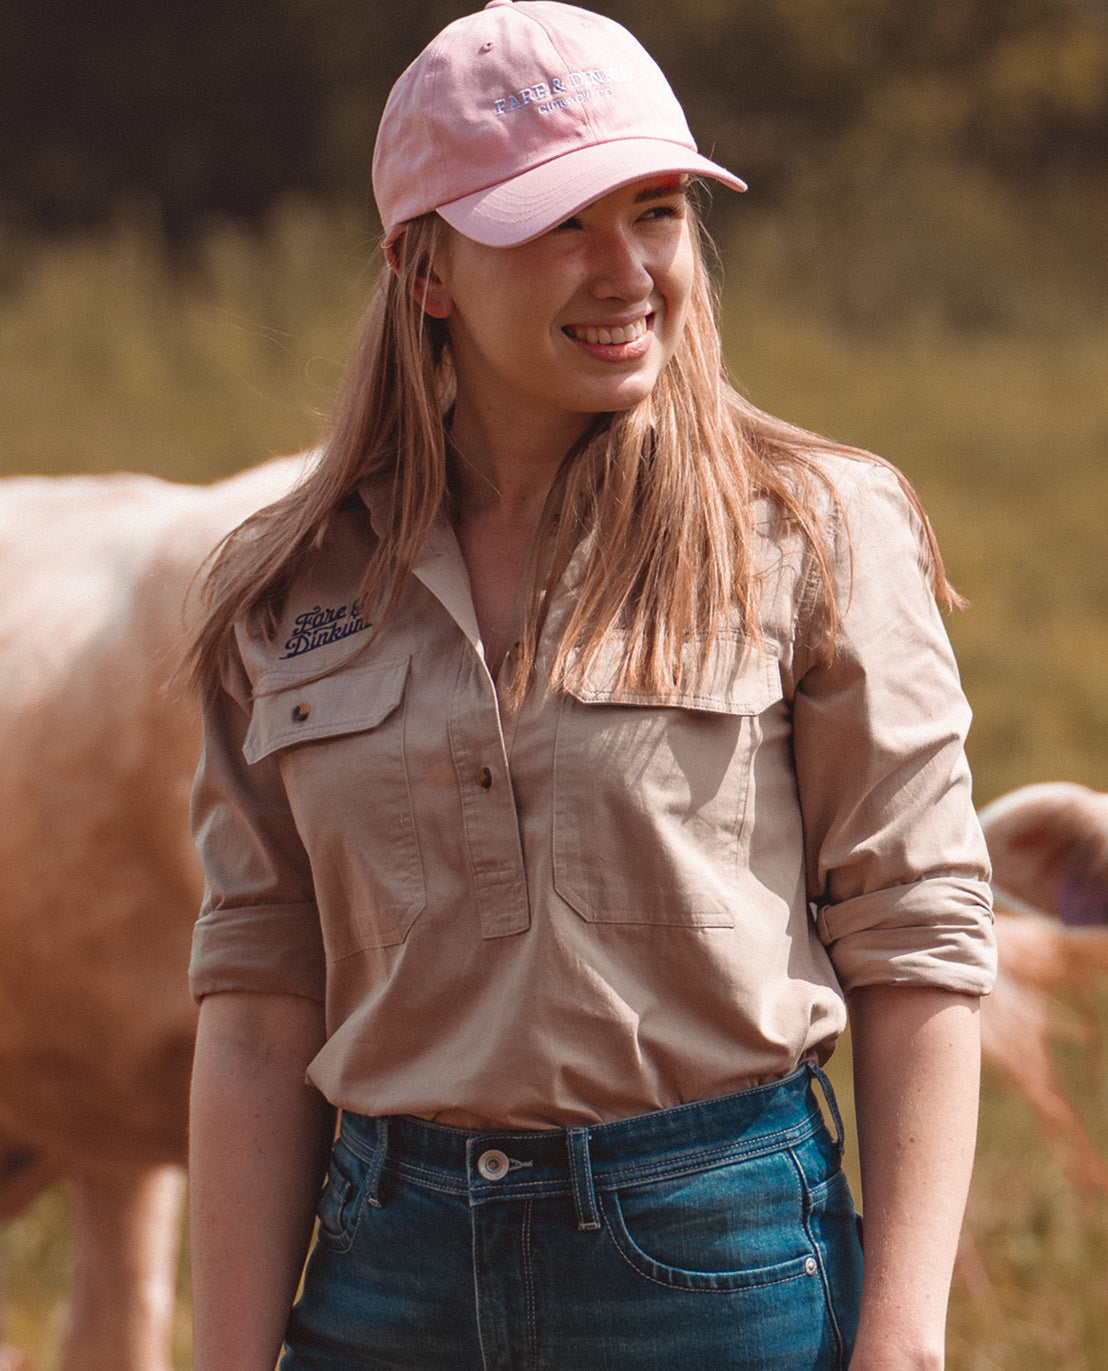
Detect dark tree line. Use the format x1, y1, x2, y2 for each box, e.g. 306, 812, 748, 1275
3, 0, 320, 236
4, 0, 1105, 238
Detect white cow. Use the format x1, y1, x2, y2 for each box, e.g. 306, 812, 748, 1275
0, 456, 306, 1371
979, 782, 1108, 1192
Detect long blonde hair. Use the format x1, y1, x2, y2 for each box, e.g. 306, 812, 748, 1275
188, 206, 957, 701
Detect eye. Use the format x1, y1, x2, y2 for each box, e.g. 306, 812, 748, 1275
640, 197, 687, 223
551, 214, 584, 232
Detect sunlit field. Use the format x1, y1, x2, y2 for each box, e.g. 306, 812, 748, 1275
1, 193, 1106, 1367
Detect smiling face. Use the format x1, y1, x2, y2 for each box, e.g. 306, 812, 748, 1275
424, 178, 697, 454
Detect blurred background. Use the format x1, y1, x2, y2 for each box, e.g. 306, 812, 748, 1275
1, 0, 1106, 1365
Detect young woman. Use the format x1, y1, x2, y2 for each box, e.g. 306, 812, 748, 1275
187, 3, 996, 1367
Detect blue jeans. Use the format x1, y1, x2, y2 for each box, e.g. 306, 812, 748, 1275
280, 1065, 863, 1369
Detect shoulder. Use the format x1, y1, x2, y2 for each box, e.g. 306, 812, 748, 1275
752, 447, 918, 554
781, 448, 932, 585
798, 448, 921, 529
753, 447, 939, 676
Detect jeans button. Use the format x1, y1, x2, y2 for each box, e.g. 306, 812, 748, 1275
477, 1149, 510, 1180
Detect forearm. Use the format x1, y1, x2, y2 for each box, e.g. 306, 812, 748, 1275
189, 991, 335, 1371
847, 984, 981, 1370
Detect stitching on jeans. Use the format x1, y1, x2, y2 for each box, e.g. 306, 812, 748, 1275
602, 1222, 814, 1294
595, 1113, 821, 1187
387, 1167, 466, 1197
388, 1159, 469, 1190
787, 1146, 847, 1369
568, 1127, 602, 1231
472, 1209, 492, 1371
385, 1116, 823, 1204
600, 1188, 817, 1294
376, 1110, 823, 1203
599, 1142, 826, 1295
522, 1198, 538, 1368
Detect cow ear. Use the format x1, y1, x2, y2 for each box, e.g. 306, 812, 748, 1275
1057, 863, 1108, 927
982, 783, 1108, 926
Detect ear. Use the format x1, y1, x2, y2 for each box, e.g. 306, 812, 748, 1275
410, 264, 454, 319
388, 230, 454, 318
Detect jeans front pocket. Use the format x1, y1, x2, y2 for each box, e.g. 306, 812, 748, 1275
600, 1146, 817, 1292
314, 1135, 370, 1255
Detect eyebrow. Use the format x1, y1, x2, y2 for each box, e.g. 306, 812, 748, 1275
631, 178, 688, 204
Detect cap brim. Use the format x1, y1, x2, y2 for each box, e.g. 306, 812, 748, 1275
434, 138, 746, 247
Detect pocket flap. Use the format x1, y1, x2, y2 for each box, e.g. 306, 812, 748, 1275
568, 636, 781, 716
244, 655, 411, 763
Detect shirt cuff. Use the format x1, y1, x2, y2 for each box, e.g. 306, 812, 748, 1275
189, 901, 326, 1002
816, 878, 997, 995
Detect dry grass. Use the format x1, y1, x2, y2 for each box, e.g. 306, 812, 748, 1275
1, 195, 1106, 1367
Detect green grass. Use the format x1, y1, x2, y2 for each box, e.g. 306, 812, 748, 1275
1, 194, 1106, 1367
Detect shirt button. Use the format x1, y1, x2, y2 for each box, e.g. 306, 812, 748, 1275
477, 1149, 510, 1181
291, 702, 311, 722
804, 1256, 818, 1275
476, 766, 493, 789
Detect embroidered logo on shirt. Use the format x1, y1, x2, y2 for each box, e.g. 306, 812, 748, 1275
280, 599, 372, 659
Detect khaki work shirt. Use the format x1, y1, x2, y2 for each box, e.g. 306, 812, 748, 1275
190, 453, 996, 1129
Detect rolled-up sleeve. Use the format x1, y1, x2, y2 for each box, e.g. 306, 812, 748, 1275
793, 461, 996, 995
189, 639, 325, 1002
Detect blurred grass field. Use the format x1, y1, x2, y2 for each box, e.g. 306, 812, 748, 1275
1, 193, 1106, 1367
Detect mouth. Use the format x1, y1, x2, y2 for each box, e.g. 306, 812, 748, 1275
563, 315, 651, 346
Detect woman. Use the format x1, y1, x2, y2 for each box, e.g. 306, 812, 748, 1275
188, 2, 996, 1367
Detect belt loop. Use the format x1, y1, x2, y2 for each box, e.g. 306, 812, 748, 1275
566, 1127, 601, 1232
808, 1063, 846, 1156
364, 1116, 389, 1208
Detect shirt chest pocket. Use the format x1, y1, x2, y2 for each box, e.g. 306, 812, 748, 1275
244, 656, 425, 956
553, 642, 783, 927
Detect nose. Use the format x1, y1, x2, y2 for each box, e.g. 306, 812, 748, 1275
587, 228, 653, 301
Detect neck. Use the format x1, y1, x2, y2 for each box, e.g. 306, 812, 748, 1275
447, 406, 593, 522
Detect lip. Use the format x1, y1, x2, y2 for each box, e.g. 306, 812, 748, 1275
562, 313, 654, 360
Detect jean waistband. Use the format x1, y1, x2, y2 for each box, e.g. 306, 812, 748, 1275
337, 1064, 843, 1234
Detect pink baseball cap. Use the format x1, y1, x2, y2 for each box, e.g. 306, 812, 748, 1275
372, 0, 746, 250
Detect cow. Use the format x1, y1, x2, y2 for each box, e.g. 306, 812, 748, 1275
0, 455, 307, 1371
1, 456, 1106, 1366
978, 782, 1108, 1192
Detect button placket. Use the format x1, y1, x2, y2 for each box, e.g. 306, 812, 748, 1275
448, 652, 530, 939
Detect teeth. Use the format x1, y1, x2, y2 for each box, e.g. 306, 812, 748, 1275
567, 318, 648, 345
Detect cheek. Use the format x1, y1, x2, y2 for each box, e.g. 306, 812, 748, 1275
453, 279, 549, 351
657, 276, 694, 366
668, 250, 696, 328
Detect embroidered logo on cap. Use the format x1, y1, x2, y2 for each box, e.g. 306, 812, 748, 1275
493, 66, 637, 116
